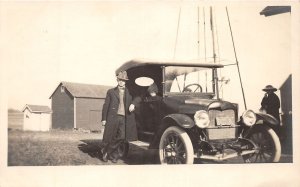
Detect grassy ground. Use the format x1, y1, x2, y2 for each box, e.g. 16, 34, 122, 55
7, 129, 158, 166
8, 129, 109, 166
7, 129, 292, 166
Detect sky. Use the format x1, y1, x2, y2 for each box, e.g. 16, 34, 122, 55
0, 2, 291, 114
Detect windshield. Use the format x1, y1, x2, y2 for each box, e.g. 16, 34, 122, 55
164, 66, 214, 94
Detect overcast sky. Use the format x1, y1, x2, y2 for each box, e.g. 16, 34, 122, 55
0, 2, 291, 113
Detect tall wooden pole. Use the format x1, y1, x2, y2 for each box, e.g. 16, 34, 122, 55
210, 7, 217, 64
210, 6, 219, 99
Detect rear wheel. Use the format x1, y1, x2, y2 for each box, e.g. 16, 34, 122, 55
243, 125, 281, 163
159, 126, 194, 164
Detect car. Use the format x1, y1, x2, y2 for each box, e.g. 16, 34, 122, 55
116, 59, 281, 164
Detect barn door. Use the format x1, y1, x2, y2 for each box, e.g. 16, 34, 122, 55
89, 110, 101, 131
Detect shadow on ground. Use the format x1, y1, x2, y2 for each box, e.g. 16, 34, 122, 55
78, 139, 292, 164
124, 147, 159, 165
78, 139, 103, 160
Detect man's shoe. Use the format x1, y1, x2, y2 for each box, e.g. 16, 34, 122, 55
100, 148, 105, 154
102, 153, 108, 162
111, 158, 118, 163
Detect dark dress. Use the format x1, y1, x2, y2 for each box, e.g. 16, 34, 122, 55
261, 92, 281, 122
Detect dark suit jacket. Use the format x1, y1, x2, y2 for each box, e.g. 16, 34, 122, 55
102, 87, 137, 143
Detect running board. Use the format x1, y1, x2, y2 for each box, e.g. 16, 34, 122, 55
197, 150, 256, 161
141, 131, 154, 135
129, 140, 150, 150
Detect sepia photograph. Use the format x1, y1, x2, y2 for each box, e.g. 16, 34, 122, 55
0, 1, 299, 187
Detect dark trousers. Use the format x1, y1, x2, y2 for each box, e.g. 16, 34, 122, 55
103, 115, 125, 159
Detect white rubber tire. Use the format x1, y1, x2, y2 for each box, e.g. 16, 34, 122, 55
244, 125, 281, 163
159, 126, 194, 164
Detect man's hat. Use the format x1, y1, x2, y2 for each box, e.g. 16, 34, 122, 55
116, 71, 129, 81
262, 85, 277, 92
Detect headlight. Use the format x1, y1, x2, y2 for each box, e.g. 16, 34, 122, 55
242, 110, 256, 126
194, 110, 210, 128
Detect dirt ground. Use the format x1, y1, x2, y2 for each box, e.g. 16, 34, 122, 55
7, 129, 292, 166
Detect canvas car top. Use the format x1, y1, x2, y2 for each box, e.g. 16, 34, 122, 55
115, 59, 224, 75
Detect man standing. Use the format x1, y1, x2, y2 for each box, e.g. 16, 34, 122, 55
101, 71, 137, 163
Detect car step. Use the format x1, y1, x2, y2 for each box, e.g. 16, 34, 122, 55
129, 140, 150, 150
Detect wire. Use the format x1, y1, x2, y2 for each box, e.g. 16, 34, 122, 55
226, 7, 247, 110
203, 7, 207, 61
214, 7, 221, 64
197, 6, 200, 59
197, 6, 200, 86
210, 6, 217, 63
213, 7, 222, 96
223, 63, 237, 66
173, 6, 182, 59
203, 7, 208, 92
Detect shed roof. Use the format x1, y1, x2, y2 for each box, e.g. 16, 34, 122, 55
22, 104, 52, 113
260, 6, 291, 17
50, 82, 113, 99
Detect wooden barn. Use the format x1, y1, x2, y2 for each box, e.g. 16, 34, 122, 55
49, 82, 112, 131
22, 104, 52, 131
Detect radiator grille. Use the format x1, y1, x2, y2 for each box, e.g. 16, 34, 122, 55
208, 109, 235, 127
207, 109, 237, 140
206, 128, 237, 140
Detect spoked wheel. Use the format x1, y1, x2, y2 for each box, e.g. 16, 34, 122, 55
117, 141, 129, 159
243, 125, 281, 163
159, 126, 194, 164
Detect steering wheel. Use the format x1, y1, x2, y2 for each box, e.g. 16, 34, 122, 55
182, 84, 203, 93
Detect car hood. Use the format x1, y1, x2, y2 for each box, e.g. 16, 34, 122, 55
164, 96, 237, 114
185, 98, 236, 110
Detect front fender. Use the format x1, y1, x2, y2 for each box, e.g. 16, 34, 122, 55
149, 114, 195, 149
241, 112, 280, 138
255, 112, 280, 126
162, 114, 195, 129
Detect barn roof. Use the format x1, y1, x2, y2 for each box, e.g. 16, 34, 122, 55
260, 6, 291, 17
50, 81, 113, 99
22, 104, 52, 113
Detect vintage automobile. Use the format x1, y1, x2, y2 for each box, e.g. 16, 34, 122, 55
115, 59, 281, 164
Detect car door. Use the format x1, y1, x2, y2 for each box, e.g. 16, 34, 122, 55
136, 96, 162, 141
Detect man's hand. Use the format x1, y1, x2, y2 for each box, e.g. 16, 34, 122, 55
102, 121, 106, 126
129, 104, 135, 112
259, 107, 266, 113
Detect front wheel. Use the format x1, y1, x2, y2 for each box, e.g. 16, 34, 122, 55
243, 125, 281, 163
159, 126, 194, 164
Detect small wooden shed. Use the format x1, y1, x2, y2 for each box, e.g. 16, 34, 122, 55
22, 104, 52, 131
49, 82, 112, 131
